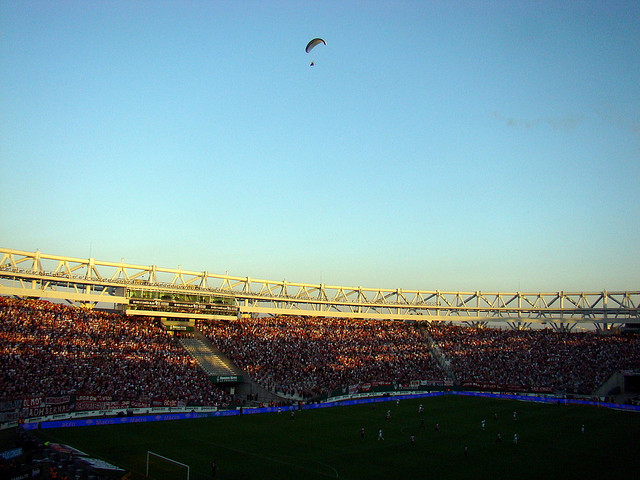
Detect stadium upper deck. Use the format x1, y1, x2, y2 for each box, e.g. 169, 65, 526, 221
1, 247, 638, 328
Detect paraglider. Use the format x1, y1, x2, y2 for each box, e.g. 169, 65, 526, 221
306, 38, 326, 66
305, 38, 326, 53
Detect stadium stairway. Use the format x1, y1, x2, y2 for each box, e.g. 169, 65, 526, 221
178, 330, 288, 404
179, 331, 242, 378
417, 324, 457, 382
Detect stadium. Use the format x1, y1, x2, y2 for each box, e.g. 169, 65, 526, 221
1, 247, 639, 479
4, 1, 640, 478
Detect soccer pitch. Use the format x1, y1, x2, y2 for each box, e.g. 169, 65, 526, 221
34, 395, 640, 480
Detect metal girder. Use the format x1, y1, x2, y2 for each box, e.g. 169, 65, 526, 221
1, 247, 639, 325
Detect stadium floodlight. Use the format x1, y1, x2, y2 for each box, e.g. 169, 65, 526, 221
146, 451, 190, 480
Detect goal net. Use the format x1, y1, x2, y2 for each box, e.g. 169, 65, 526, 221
146, 451, 190, 480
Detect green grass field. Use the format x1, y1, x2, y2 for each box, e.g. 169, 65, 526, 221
33, 396, 640, 480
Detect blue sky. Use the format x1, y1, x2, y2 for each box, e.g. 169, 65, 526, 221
1, 0, 639, 292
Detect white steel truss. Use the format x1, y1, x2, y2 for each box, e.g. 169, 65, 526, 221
0, 247, 638, 327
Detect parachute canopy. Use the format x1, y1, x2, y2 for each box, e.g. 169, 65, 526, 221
305, 38, 326, 53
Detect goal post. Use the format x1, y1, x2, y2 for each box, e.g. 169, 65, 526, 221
146, 451, 190, 480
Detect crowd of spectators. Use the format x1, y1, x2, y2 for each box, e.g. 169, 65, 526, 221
3, 295, 640, 406
0, 297, 229, 406
427, 323, 640, 394
198, 316, 446, 398
199, 316, 640, 398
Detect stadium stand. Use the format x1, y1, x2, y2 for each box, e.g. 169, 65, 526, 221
428, 323, 640, 395
198, 317, 640, 399
198, 317, 449, 399
3, 296, 640, 420
0, 297, 230, 406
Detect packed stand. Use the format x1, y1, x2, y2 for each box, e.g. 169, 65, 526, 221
199, 316, 446, 398
428, 323, 640, 395
0, 297, 229, 406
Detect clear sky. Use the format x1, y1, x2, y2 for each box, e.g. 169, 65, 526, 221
1, 1, 639, 292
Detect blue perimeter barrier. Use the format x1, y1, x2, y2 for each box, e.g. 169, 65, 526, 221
23, 390, 639, 430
